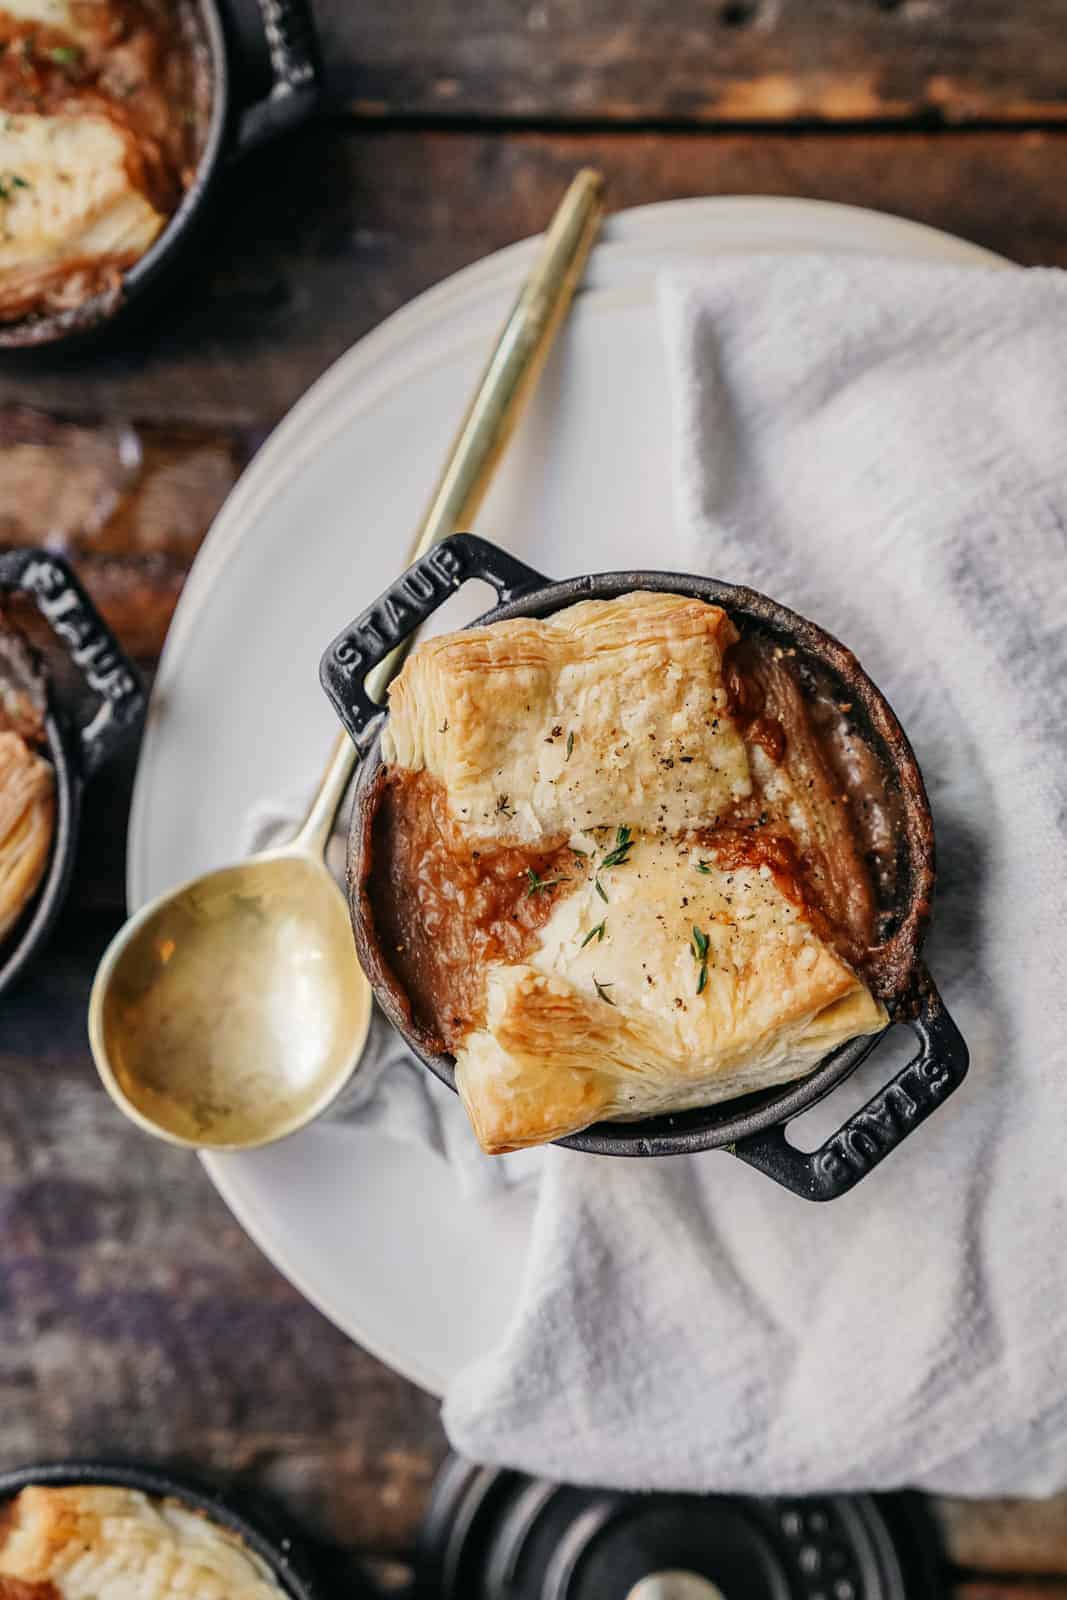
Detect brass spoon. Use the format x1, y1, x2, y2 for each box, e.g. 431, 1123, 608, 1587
89, 169, 605, 1150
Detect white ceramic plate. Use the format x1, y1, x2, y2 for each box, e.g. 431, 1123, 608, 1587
129, 198, 1003, 1395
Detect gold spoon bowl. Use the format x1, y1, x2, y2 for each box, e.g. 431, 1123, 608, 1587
89, 741, 371, 1149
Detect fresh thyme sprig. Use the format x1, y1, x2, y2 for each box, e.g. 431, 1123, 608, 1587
580, 920, 606, 949
525, 867, 570, 897
600, 825, 634, 869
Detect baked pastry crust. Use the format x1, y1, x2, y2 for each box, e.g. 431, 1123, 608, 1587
383, 590, 753, 843
456, 836, 886, 1152
0, 1485, 284, 1599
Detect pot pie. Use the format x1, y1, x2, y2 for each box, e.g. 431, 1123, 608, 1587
0, 1484, 285, 1598
0, 614, 53, 945
357, 591, 901, 1154
0, 0, 210, 322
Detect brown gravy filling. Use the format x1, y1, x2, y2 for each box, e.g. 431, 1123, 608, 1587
369, 769, 579, 1049
0, 0, 211, 320
366, 624, 903, 1050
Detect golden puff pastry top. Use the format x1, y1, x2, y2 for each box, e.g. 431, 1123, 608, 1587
456, 835, 887, 1153
382, 590, 753, 845
0, 1485, 285, 1600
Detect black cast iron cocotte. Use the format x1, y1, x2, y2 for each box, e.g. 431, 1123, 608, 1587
320, 533, 969, 1202
0, 0, 321, 351
0, 549, 145, 998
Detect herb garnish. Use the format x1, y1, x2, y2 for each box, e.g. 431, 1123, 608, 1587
580, 920, 606, 949
593, 977, 615, 1005
525, 867, 570, 897
600, 825, 634, 870
495, 794, 514, 817
695, 860, 712, 875
594, 876, 609, 904
50, 44, 80, 66
0, 172, 29, 201
565, 730, 574, 761
691, 924, 710, 995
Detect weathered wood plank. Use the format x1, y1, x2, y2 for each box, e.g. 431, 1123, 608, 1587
310, 0, 1067, 125
937, 1497, 1067, 1576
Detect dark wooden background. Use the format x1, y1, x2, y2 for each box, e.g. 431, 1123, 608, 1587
3, 2, 1067, 1593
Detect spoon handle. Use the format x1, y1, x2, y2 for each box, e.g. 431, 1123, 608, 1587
296, 166, 605, 860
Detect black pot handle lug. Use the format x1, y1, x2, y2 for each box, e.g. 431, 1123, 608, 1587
220, 0, 322, 154
320, 533, 551, 750
732, 971, 969, 1201
0, 549, 145, 778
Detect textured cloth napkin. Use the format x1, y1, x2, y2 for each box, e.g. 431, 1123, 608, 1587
253, 254, 1067, 1495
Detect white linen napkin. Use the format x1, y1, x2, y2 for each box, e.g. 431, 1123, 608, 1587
254, 254, 1067, 1495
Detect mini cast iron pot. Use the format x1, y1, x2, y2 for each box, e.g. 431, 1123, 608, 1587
0, 0, 320, 350
321, 534, 969, 1202
0, 1461, 323, 1599
0, 549, 144, 997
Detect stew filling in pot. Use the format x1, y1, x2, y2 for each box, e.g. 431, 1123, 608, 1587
0, 0, 211, 322
357, 591, 902, 1154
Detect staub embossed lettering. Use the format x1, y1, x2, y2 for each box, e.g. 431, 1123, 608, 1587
816, 1052, 950, 1185
21, 558, 137, 705
331, 543, 465, 680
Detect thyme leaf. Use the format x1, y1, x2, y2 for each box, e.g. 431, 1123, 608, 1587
526, 867, 570, 897
580, 920, 606, 949
593, 977, 615, 1006
600, 824, 634, 870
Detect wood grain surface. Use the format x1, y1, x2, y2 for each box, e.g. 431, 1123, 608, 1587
4, 108, 1067, 1590
311, 0, 1067, 125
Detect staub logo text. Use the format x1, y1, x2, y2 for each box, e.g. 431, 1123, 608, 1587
330, 544, 464, 678
22, 558, 137, 704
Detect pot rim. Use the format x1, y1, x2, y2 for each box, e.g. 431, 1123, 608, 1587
346, 561, 936, 1157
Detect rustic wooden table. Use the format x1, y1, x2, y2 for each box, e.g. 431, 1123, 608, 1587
2, 3, 1066, 1594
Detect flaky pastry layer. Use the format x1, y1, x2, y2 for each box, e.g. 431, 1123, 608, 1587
382, 590, 752, 843
455, 836, 886, 1152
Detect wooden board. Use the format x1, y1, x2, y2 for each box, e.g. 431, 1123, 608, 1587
311, 0, 1067, 125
